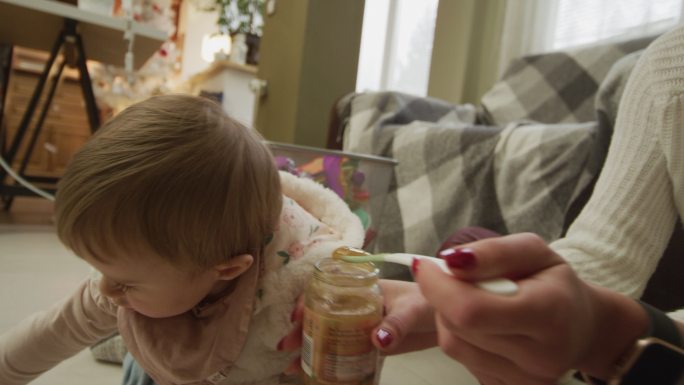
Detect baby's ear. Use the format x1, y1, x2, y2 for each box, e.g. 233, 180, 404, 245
214, 254, 254, 281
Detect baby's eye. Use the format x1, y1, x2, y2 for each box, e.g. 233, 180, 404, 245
116, 282, 131, 292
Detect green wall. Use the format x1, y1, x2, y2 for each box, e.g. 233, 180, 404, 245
254, 0, 309, 144
256, 0, 365, 147
428, 0, 506, 105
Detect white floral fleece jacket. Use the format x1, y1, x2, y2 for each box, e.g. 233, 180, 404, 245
0, 172, 365, 385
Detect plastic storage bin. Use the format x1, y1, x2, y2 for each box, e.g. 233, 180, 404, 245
267, 141, 396, 251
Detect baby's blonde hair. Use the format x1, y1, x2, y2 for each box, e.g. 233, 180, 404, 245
56, 94, 282, 270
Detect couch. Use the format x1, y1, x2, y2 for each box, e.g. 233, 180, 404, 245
330, 34, 684, 312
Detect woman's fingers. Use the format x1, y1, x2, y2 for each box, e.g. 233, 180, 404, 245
277, 325, 303, 352
372, 280, 438, 354
291, 294, 305, 323
414, 258, 534, 333
277, 295, 305, 352
434, 317, 552, 385
439, 233, 564, 281
373, 330, 438, 355
283, 356, 302, 376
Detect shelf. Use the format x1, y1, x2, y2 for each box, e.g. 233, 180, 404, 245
212, 60, 258, 75
0, 0, 166, 69
183, 59, 258, 90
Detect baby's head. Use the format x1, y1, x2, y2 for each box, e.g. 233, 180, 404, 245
55, 94, 282, 317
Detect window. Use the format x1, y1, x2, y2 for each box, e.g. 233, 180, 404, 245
551, 0, 683, 50
356, 0, 439, 96
499, 0, 684, 75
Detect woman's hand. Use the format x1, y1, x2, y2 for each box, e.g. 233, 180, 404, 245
371, 279, 437, 354
278, 295, 304, 375
278, 233, 650, 383
413, 233, 649, 385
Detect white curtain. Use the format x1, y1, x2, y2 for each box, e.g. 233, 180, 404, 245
356, 0, 440, 96
498, 0, 684, 74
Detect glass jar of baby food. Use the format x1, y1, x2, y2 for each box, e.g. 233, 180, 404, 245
302, 251, 383, 385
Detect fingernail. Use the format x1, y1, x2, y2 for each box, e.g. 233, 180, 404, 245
411, 257, 420, 275
277, 338, 284, 351
376, 328, 393, 348
440, 247, 476, 270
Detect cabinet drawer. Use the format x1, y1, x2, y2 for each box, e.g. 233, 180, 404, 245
4, 68, 93, 178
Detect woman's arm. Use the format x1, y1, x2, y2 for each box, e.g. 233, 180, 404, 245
551, 27, 684, 298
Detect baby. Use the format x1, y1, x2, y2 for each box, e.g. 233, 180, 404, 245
0, 95, 364, 385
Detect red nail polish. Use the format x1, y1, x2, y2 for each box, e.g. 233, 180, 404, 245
376, 328, 393, 348
411, 257, 420, 275
440, 247, 476, 269
277, 338, 284, 351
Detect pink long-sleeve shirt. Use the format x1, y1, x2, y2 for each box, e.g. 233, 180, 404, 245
0, 172, 365, 385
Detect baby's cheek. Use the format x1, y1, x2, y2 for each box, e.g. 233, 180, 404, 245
126, 294, 155, 311
129, 300, 174, 318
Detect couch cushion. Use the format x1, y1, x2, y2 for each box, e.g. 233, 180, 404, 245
480, 35, 656, 126
594, 49, 643, 132
341, 92, 606, 269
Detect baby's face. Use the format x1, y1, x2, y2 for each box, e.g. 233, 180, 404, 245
80, 248, 222, 318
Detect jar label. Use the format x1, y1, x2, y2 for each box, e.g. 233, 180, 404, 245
302, 307, 380, 385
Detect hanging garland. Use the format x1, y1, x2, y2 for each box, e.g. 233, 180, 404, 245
89, 0, 181, 113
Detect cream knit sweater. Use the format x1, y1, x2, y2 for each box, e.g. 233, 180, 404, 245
550, 25, 684, 321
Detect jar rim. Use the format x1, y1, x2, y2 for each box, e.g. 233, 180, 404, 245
313, 257, 379, 286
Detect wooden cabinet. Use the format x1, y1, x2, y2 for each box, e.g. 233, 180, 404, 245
3, 47, 92, 178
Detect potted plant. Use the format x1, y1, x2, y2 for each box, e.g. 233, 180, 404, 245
197, 0, 264, 65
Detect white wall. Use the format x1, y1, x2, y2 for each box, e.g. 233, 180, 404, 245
196, 69, 256, 127
179, 1, 218, 79
178, 2, 256, 127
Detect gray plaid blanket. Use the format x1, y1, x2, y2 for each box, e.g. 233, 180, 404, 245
339, 35, 651, 269
480, 34, 655, 126
344, 92, 606, 263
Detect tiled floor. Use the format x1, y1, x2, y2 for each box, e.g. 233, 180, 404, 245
0, 197, 478, 385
